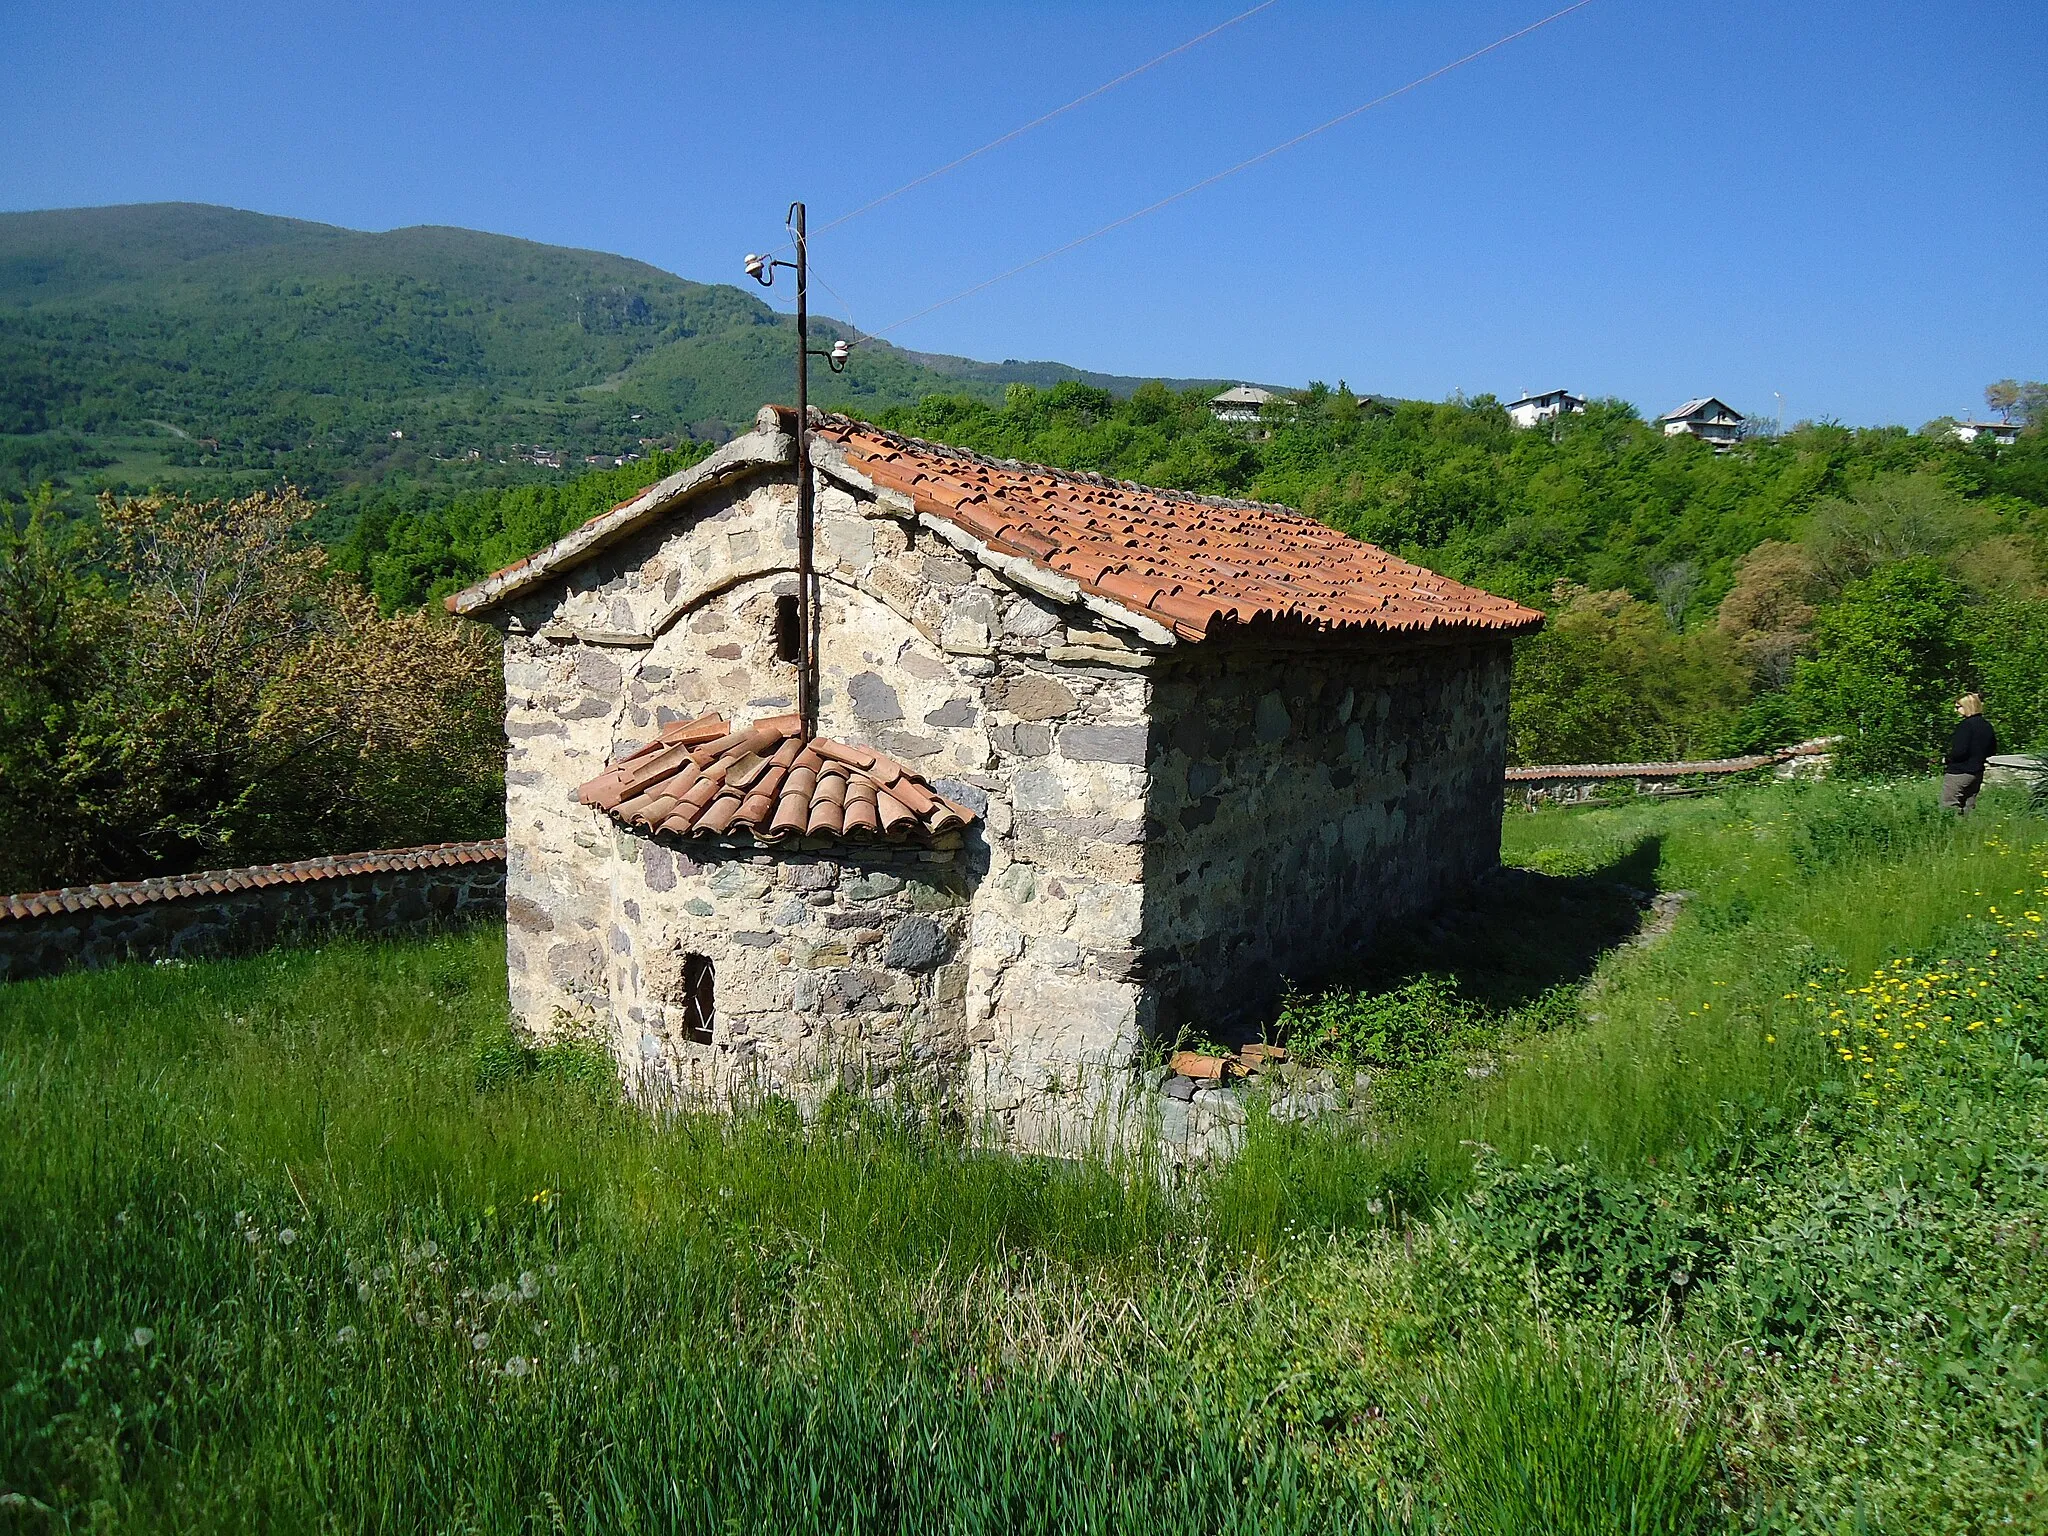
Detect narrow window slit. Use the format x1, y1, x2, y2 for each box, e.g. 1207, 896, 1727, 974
772, 594, 801, 663
681, 953, 715, 1044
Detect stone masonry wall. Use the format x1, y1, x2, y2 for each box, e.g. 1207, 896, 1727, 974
492, 460, 1160, 1138
0, 847, 506, 983
594, 834, 972, 1104
1140, 638, 1513, 1038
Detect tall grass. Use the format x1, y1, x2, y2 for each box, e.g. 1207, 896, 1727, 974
1208, 781, 2048, 1237
3, 778, 2042, 1529
1416, 1330, 1717, 1536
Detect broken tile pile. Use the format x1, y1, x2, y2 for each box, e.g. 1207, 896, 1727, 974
814, 415, 1545, 642
1165, 1042, 1289, 1084
577, 713, 977, 844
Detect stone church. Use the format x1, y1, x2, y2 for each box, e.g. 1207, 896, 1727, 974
449, 405, 1540, 1143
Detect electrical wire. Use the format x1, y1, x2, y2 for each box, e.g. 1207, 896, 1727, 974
757, 0, 1286, 259
814, 0, 1285, 238
866, 0, 1598, 341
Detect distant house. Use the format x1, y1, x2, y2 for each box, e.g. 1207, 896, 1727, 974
1209, 385, 1282, 425
1504, 389, 1585, 430
1950, 420, 2022, 446
1658, 398, 1746, 449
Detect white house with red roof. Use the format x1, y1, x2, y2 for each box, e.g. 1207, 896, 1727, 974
450, 405, 1539, 1152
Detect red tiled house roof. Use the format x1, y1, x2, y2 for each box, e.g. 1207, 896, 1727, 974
577, 713, 974, 845
447, 405, 1542, 642
812, 415, 1542, 642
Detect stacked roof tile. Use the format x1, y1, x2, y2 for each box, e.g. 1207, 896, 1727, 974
814, 414, 1544, 642
577, 713, 975, 844
1, 841, 506, 922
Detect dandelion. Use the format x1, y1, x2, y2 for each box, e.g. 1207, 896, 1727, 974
519, 1270, 540, 1300
504, 1355, 532, 1378
130, 1326, 155, 1349
277, 1228, 298, 1247
471, 1330, 491, 1352
334, 1325, 359, 1346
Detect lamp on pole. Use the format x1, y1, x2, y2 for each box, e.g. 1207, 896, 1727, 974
745, 202, 851, 739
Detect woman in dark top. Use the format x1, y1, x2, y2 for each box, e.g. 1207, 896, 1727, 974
1941, 693, 1997, 815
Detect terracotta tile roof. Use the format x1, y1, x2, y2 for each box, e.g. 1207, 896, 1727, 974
577, 713, 976, 844
445, 402, 1540, 643
1, 841, 506, 923
813, 413, 1543, 642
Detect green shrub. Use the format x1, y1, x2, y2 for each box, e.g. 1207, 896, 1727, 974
1457, 1152, 1726, 1322
1970, 596, 2048, 751
1277, 975, 1471, 1071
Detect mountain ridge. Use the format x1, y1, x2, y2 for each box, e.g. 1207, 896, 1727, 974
0, 202, 1246, 506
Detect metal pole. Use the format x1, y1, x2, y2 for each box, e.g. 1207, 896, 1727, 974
792, 201, 816, 739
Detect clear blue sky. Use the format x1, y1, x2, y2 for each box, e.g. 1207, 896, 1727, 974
4, 1, 2042, 426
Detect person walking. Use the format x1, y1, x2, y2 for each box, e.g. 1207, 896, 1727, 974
1941, 693, 1997, 815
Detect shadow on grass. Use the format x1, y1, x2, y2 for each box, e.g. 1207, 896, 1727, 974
1307, 834, 1666, 1019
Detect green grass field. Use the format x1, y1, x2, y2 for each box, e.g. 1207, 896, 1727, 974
4, 780, 2045, 1532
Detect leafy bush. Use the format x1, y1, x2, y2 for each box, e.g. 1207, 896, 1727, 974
1277, 975, 1471, 1072
1509, 587, 1746, 765
0, 487, 502, 888
1458, 1152, 1726, 1322
1971, 596, 2048, 751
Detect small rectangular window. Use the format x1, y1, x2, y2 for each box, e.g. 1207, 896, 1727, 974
773, 594, 801, 663
681, 953, 714, 1044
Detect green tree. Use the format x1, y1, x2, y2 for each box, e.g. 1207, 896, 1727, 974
0, 492, 117, 889
1509, 588, 1746, 765
0, 488, 502, 890
1970, 599, 2048, 752
1792, 561, 1972, 774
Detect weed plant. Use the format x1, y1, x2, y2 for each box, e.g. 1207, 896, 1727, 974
2, 780, 2045, 1530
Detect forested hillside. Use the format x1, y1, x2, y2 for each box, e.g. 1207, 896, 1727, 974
0, 203, 1221, 518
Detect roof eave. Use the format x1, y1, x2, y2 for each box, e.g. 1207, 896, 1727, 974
445, 413, 798, 618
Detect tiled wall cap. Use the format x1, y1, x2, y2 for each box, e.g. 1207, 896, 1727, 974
1, 841, 507, 922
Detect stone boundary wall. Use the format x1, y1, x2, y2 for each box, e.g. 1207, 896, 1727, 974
0, 842, 507, 983
1506, 739, 1840, 808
